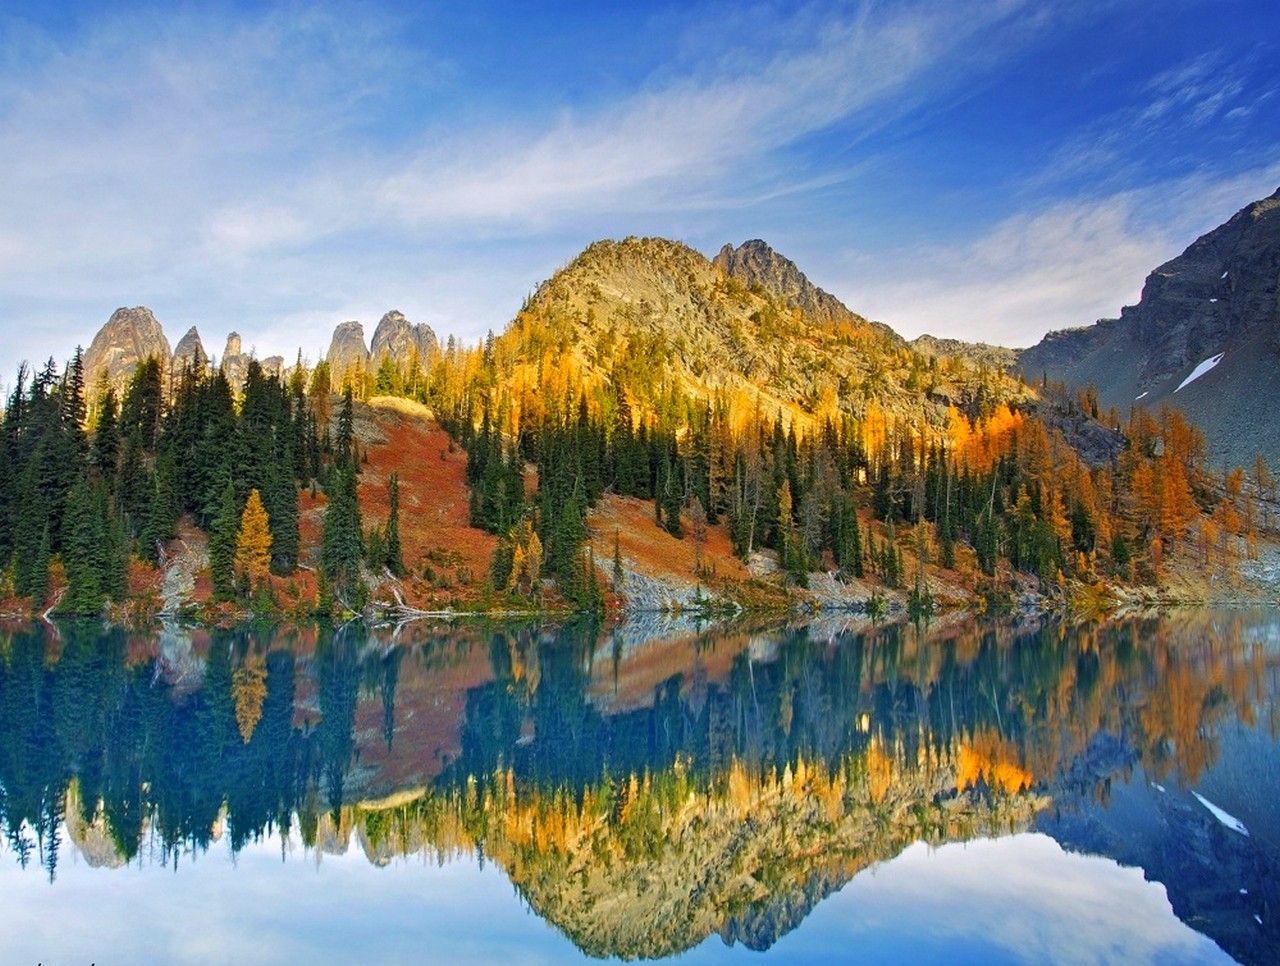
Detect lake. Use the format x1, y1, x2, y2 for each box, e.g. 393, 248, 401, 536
0, 610, 1275, 964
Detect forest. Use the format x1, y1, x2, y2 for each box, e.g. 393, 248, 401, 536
0, 306, 1275, 619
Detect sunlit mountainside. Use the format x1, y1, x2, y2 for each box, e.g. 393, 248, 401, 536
2, 191, 1279, 623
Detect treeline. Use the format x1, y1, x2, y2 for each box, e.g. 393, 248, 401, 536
438, 326, 1274, 605
0, 351, 396, 615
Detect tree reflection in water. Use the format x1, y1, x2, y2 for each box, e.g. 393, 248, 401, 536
0, 611, 1275, 960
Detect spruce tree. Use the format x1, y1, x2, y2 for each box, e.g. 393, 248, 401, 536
209, 481, 239, 600
385, 472, 404, 577
321, 465, 364, 607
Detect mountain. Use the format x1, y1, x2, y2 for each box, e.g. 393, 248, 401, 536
326, 320, 369, 390
713, 239, 881, 335
82, 306, 171, 391
514, 235, 1025, 429
172, 326, 207, 372
1019, 187, 1280, 469
369, 310, 437, 379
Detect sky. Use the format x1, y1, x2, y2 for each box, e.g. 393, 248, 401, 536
0, 829, 1231, 963
1, 0, 1279, 384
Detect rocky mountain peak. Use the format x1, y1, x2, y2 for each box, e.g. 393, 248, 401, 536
712, 239, 868, 331
370, 310, 438, 372
327, 320, 370, 389
83, 306, 172, 390
221, 332, 250, 389
172, 326, 207, 372
1019, 184, 1280, 468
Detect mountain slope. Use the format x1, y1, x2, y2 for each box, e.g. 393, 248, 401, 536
511, 235, 1026, 431
1019, 187, 1280, 468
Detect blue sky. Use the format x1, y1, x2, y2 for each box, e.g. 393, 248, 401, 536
1, 0, 1279, 382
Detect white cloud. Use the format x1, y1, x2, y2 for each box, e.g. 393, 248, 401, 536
838, 162, 1280, 347
0, 0, 1056, 380
793, 834, 1234, 964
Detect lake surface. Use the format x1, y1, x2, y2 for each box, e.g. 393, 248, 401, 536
0, 610, 1276, 964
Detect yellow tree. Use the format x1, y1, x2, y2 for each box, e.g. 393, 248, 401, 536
235, 488, 273, 587
232, 657, 268, 743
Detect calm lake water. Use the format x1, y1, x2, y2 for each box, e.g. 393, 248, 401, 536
0, 610, 1276, 965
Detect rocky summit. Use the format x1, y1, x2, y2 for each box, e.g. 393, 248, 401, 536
1019, 186, 1280, 468
369, 310, 437, 376
326, 320, 369, 390
83, 306, 171, 391
171, 326, 207, 372
713, 239, 872, 333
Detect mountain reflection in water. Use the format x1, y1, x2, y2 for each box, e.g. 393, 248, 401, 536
0, 611, 1275, 964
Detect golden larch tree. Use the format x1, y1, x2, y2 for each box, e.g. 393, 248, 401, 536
235, 488, 273, 586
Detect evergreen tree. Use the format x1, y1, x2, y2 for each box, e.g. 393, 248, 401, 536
321, 465, 364, 608
209, 482, 239, 600
385, 473, 404, 577
91, 388, 120, 481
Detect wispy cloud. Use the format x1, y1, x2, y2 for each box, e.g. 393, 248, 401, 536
840, 161, 1280, 347
0, 0, 1054, 378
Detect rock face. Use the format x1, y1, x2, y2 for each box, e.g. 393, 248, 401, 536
521, 236, 1028, 434
327, 321, 369, 390
369, 310, 438, 376
713, 239, 885, 336
171, 326, 207, 373
82, 306, 172, 391
220, 332, 249, 391
1019, 186, 1280, 468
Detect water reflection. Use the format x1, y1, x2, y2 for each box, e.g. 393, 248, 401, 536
0, 611, 1276, 963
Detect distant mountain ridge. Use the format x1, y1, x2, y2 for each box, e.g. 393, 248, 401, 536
81, 307, 437, 397
1019, 186, 1280, 468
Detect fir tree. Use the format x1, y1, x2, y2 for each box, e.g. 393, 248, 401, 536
209, 482, 239, 600
321, 465, 364, 608
385, 472, 404, 577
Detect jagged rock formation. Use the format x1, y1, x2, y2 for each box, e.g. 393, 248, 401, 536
369, 310, 437, 379
327, 320, 369, 391
1020, 187, 1280, 468
220, 332, 249, 390
713, 239, 880, 335
171, 326, 207, 373
82, 306, 172, 391
217, 331, 282, 391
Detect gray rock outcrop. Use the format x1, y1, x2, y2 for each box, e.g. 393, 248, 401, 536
171, 326, 207, 374
369, 310, 438, 379
1019, 186, 1280, 468
220, 332, 249, 391
327, 320, 370, 390
83, 306, 172, 391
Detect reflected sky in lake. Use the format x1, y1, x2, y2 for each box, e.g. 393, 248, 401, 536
0, 828, 1231, 965
0, 610, 1274, 964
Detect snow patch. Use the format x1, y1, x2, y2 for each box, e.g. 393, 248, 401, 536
1135, 391, 1149, 401
1191, 791, 1249, 835
1221, 271, 1229, 279
1175, 353, 1225, 392
1255, 915, 1263, 925
1240, 888, 1248, 895
1209, 298, 1218, 303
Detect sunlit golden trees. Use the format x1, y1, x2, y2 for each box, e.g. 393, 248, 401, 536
234, 488, 272, 589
